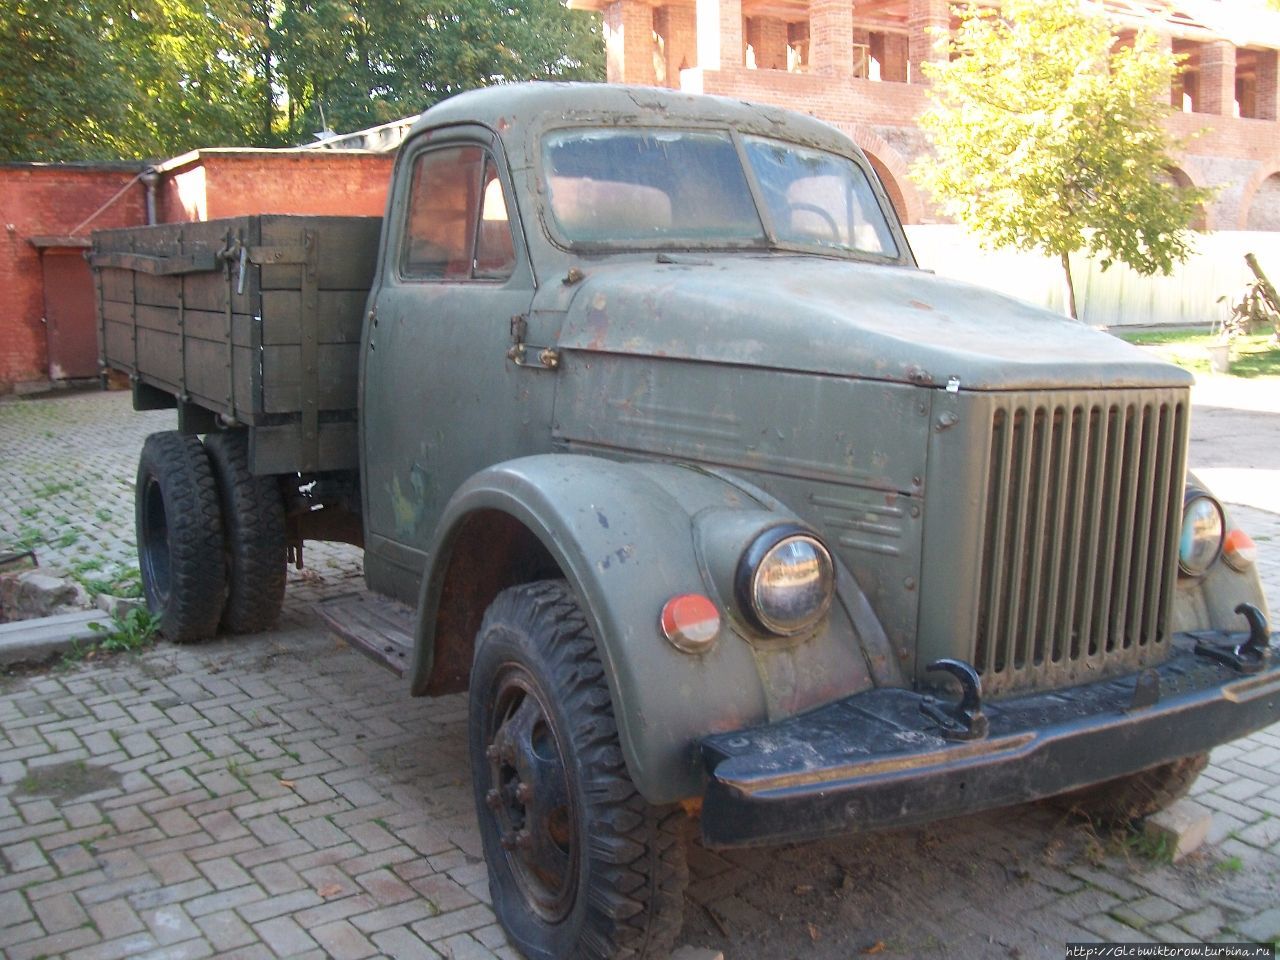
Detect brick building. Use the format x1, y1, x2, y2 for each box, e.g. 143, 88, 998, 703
0, 151, 392, 393
572, 0, 1280, 232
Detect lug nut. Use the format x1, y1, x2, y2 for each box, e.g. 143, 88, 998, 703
485, 789, 502, 810
514, 783, 533, 804
500, 831, 517, 850
485, 744, 500, 761
515, 830, 533, 850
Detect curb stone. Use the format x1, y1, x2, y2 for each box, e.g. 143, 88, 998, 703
0, 609, 102, 664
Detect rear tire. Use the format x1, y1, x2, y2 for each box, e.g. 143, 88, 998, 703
1054, 752, 1209, 824
135, 431, 226, 643
203, 431, 286, 633
469, 580, 687, 960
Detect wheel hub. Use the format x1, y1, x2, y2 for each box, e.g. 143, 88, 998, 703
485, 668, 578, 921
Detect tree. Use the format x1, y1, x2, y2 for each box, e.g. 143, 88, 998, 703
0, 0, 260, 161
272, 0, 604, 145
912, 0, 1210, 319
0, 0, 603, 160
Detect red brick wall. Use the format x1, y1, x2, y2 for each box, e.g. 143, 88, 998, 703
158, 151, 394, 223
0, 165, 146, 391
0, 151, 393, 392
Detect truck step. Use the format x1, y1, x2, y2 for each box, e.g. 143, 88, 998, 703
315, 592, 415, 677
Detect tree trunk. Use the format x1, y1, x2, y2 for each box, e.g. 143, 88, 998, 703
1060, 251, 1078, 320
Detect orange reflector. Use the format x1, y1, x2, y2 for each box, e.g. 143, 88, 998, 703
1223, 528, 1257, 571
660, 594, 721, 653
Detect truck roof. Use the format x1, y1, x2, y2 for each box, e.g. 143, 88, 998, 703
407, 82, 858, 157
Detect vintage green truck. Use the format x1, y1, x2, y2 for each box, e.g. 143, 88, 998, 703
93, 83, 1279, 960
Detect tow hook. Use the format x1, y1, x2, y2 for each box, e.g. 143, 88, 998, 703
921, 659, 989, 741
1193, 603, 1274, 674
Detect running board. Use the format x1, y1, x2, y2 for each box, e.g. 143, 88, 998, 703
315, 592, 415, 677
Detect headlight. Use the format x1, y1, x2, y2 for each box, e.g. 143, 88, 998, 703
735, 526, 834, 636
1178, 491, 1224, 577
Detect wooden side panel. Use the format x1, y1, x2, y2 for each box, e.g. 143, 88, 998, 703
251, 421, 359, 474
101, 268, 134, 304
93, 214, 378, 473
258, 216, 381, 291
262, 344, 359, 413
261, 290, 366, 345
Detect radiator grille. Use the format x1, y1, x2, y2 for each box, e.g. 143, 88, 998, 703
973, 393, 1187, 694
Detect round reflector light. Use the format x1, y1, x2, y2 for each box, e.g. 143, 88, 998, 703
1222, 527, 1257, 572
660, 594, 721, 653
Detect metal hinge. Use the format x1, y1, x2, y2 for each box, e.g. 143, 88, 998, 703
507, 314, 560, 371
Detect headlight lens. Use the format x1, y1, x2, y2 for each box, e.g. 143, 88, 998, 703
737, 527, 834, 636
1178, 493, 1224, 577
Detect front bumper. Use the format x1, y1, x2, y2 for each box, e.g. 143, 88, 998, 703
699, 632, 1280, 848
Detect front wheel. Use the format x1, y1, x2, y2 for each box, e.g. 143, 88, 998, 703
1054, 752, 1209, 825
469, 580, 687, 960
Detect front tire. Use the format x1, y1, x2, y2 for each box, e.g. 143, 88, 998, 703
135, 431, 226, 643
1055, 752, 1209, 824
469, 580, 687, 960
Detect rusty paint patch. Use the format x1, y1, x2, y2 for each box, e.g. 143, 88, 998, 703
908, 299, 933, 311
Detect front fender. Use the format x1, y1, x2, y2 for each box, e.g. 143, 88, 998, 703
412, 454, 881, 804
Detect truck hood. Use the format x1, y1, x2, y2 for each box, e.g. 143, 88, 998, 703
556, 256, 1192, 391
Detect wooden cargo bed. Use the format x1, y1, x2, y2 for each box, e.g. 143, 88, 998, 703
92, 215, 381, 475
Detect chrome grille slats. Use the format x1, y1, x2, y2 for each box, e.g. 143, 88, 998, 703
972, 389, 1188, 695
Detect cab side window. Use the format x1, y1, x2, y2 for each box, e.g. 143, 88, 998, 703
401, 145, 515, 281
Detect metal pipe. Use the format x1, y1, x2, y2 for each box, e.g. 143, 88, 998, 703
140, 168, 159, 225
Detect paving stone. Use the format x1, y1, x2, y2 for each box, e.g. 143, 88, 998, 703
311, 919, 379, 960
1144, 798, 1213, 862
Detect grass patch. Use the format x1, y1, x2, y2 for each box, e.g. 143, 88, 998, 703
85, 607, 159, 654
1111, 331, 1280, 378
32, 481, 75, 498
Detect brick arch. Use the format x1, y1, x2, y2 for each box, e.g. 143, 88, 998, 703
1161, 165, 1207, 231
1239, 162, 1280, 231
836, 124, 924, 225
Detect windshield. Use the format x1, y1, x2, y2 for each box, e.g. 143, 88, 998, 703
541, 128, 897, 259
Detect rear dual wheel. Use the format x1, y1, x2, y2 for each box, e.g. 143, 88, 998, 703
136, 430, 286, 642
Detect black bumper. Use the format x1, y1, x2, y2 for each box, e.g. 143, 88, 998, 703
699, 634, 1280, 848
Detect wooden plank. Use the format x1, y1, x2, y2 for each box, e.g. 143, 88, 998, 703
182, 269, 253, 316
134, 272, 180, 309
101, 268, 134, 304
135, 326, 181, 387
103, 320, 137, 373
262, 344, 358, 413
232, 344, 255, 419
102, 299, 134, 325
315, 593, 414, 677
184, 337, 234, 413
261, 290, 367, 345
258, 216, 381, 291
250, 420, 359, 473
91, 251, 218, 275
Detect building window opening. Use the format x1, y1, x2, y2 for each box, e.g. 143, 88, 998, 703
787, 21, 809, 72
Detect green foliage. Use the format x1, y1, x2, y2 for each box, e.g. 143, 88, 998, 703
0, 0, 603, 159
87, 606, 160, 653
0, 0, 260, 160
913, 0, 1209, 315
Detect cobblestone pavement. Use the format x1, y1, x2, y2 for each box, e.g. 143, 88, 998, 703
0, 387, 1278, 960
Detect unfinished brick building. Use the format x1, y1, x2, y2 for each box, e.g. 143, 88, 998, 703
573, 0, 1280, 232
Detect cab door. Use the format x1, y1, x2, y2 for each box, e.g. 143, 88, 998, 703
361, 126, 544, 603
